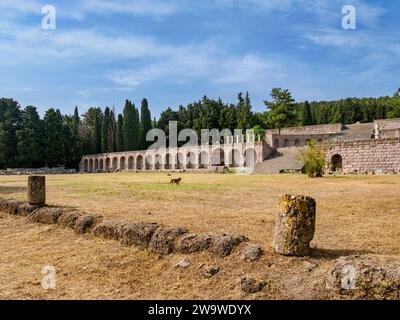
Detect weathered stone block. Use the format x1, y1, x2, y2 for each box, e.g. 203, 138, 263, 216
273, 194, 316, 256
28, 175, 45, 205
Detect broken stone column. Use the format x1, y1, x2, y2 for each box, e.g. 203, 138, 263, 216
273, 194, 316, 256
28, 175, 46, 205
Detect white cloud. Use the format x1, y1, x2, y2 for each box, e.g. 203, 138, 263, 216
214, 54, 283, 85
0, 0, 42, 15
82, 0, 178, 17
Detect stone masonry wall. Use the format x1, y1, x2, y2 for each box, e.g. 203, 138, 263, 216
374, 118, 400, 130
266, 123, 343, 136
326, 138, 400, 174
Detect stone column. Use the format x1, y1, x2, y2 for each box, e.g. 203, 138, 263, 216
273, 194, 316, 256
28, 175, 46, 206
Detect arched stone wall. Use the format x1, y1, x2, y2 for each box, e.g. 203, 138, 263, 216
80, 141, 266, 173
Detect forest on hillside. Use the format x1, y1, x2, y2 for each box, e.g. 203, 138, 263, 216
1, 88, 400, 169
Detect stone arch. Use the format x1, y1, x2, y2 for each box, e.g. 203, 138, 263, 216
274, 139, 279, 148
120, 156, 126, 171
155, 154, 163, 170
283, 139, 290, 147
211, 148, 225, 166
136, 155, 144, 170
89, 159, 94, 172
165, 153, 172, 170
187, 151, 197, 169
83, 159, 88, 172
128, 156, 134, 170
199, 151, 209, 169
294, 139, 301, 147
94, 159, 99, 171
229, 149, 241, 167
145, 154, 153, 170
176, 153, 185, 170
244, 148, 257, 167
99, 159, 104, 171
331, 154, 343, 172
112, 157, 118, 171
105, 158, 111, 171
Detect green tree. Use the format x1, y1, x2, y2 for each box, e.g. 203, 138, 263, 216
220, 104, 237, 131
123, 100, 134, 151
115, 114, 124, 152
237, 92, 254, 131
264, 88, 296, 130
139, 98, 152, 150
71, 106, 82, 166
301, 101, 313, 126
133, 104, 140, 150
102, 107, 111, 153
0, 98, 22, 168
299, 140, 327, 178
62, 115, 74, 168
16, 106, 44, 168
93, 111, 102, 153
251, 125, 265, 141
44, 108, 66, 167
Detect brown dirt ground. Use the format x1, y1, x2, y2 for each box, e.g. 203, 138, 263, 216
0, 172, 399, 300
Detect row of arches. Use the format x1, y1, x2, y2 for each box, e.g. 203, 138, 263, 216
82, 148, 258, 173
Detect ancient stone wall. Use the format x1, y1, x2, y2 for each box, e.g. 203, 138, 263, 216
266, 123, 343, 136
374, 118, 400, 130
80, 141, 267, 173
269, 133, 334, 149
326, 138, 400, 174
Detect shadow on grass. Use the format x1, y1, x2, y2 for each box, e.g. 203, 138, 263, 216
310, 247, 374, 259
0, 185, 26, 194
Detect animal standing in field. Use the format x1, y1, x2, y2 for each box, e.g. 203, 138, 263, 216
169, 177, 182, 186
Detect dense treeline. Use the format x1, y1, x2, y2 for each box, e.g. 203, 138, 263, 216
1, 88, 400, 169
0, 98, 153, 169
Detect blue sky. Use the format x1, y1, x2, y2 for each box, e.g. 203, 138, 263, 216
0, 0, 399, 117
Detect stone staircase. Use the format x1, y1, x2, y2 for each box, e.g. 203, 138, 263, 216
254, 147, 305, 174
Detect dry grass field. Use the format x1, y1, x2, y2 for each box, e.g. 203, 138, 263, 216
1, 172, 400, 299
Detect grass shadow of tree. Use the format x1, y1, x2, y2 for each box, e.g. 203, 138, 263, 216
0, 185, 26, 195
310, 247, 374, 260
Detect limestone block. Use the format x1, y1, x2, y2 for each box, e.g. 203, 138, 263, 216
28, 175, 45, 205
273, 194, 316, 256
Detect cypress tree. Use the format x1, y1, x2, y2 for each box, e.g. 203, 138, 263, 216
115, 114, 124, 152
133, 104, 140, 150
102, 107, 111, 153
301, 101, 313, 126
123, 100, 135, 151
71, 106, 82, 164
44, 108, 65, 167
236, 93, 246, 131
139, 98, 152, 150
109, 109, 116, 152
93, 111, 102, 153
